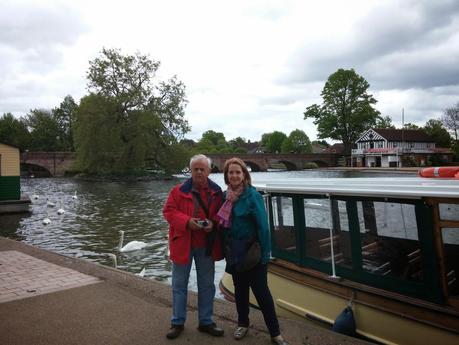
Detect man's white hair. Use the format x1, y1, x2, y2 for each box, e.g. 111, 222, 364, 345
189, 154, 212, 169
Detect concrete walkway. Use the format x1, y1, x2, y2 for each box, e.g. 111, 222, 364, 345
0, 236, 372, 345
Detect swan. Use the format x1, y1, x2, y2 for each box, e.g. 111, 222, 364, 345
46, 198, 55, 208
57, 200, 65, 215
33, 194, 39, 200
72, 191, 78, 200
42, 210, 51, 225
118, 230, 147, 252
107, 253, 118, 268
136, 267, 146, 277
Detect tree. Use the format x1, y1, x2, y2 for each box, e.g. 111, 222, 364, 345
53, 95, 77, 151
376, 115, 395, 129
312, 140, 330, 148
403, 123, 420, 130
228, 137, 248, 153
281, 129, 312, 153
0, 113, 30, 150
25, 109, 62, 151
304, 68, 381, 155
74, 48, 189, 174
261, 131, 287, 153
423, 119, 452, 148
442, 102, 459, 141
194, 130, 229, 153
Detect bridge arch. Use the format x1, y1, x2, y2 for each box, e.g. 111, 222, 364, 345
20, 163, 52, 177
272, 160, 299, 171
243, 160, 262, 172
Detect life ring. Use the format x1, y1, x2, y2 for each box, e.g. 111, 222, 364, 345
418, 166, 459, 178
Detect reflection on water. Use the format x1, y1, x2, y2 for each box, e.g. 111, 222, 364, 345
0, 169, 414, 297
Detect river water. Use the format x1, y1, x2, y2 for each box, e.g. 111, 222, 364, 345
0, 169, 414, 298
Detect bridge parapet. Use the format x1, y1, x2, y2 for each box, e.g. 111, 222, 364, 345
206, 153, 340, 172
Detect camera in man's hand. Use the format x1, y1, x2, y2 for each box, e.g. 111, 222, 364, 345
196, 219, 209, 227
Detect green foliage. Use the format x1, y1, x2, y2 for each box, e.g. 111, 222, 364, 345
304, 68, 381, 155
261, 131, 287, 153
281, 129, 312, 153
25, 109, 62, 151
53, 95, 77, 151
75, 48, 189, 175
423, 119, 451, 148
0, 113, 30, 150
376, 115, 395, 129
312, 140, 330, 148
228, 137, 248, 153
442, 102, 459, 141
403, 123, 420, 130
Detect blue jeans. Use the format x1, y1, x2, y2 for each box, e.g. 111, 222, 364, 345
171, 247, 215, 326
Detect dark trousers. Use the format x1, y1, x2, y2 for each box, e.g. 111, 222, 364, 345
231, 263, 280, 337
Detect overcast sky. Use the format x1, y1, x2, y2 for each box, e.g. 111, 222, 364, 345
1, 0, 458, 142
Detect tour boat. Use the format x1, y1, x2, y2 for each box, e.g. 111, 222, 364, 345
219, 176, 459, 345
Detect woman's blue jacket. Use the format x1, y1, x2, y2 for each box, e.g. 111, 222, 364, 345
224, 185, 271, 264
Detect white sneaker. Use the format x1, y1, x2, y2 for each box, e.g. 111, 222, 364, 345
233, 326, 249, 340
271, 335, 289, 345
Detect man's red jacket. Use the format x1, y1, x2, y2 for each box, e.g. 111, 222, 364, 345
163, 178, 224, 264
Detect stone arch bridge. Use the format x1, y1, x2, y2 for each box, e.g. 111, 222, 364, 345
21, 152, 77, 177
20, 152, 340, 176
207, 153, 340, 172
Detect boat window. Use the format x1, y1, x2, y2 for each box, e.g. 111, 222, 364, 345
439, 204, 459, 221
303, 199, 352, 268
271, 196, 296, 252
358, 201, 423, 281
441, 228, 459, 297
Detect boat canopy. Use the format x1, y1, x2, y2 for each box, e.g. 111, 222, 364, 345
253, 177, 459, 199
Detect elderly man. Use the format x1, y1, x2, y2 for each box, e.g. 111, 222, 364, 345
163, 154, 224, 339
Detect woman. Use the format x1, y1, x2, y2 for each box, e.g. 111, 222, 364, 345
217, 157, 289, 345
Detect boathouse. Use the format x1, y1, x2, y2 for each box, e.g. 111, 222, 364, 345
0, 143, 30, 213
0, 143, 20, 201
351, 128, 453, 167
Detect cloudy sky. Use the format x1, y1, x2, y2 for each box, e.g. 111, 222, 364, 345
1, 0, 458, 142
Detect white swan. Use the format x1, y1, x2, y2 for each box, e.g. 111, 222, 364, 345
136, 267, 146, 277
57, 199, 65, 215
72, 191, 78, 200
118, 230, 147, 252
46, 198, 55, 208
42, 210, 51, 225
107, 253, 118, 267
33, 194, 39, 200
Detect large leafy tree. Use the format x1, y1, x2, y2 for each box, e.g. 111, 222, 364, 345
194, 130, 229, 153
74, 48, 190, 175
25, 109, 62, 151
376, 115, 395, 129
281, 129, 312, 153
261, 131, 287, 153
442, 102, 459, 141
0, 113, 30, 150
53, 95, 77, 151
304, 68, 381, 155
423, 119, 451, 148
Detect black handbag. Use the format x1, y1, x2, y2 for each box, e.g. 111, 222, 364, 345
226, 233, 261, 272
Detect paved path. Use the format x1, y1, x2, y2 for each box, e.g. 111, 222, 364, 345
0, 236, 371, 345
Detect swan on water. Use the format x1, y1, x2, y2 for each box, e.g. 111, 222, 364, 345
107, 253, 118, 267
57, 200, 65, 215
72, 191, 78, 200
33, 194, 39, 200
42, 210, 51, 225
136, 267, 146, 277
118, 230, 147, 252
46, 198, 55, 208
